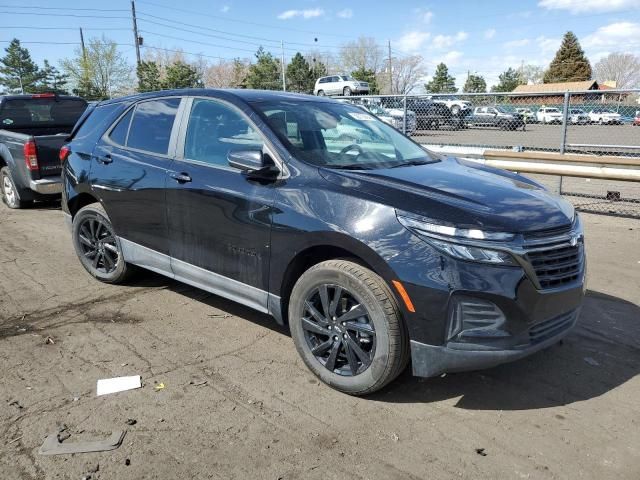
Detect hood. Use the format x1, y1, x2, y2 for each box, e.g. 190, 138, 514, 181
319, 157, 574, 233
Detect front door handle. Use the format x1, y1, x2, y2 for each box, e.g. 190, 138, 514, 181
169, 172, 192, 183
96, 154, 112, 165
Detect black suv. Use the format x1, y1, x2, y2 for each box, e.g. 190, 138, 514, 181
62, 89, 585, 395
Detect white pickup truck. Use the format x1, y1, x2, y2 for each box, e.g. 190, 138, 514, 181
536, 107, 563, 124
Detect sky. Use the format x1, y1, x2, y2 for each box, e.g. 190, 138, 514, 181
1, 0, 639, 90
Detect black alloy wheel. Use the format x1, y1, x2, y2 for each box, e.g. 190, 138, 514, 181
301, 284, 376, 376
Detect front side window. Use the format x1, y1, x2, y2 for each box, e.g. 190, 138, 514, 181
251, 100, 438, 170
183, 98, 262, 167
126, 98, 180, 155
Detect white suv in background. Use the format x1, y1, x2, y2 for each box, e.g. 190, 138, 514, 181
536, 107, 563, 124
314, 75, 370, 96
588, 109, 622, 125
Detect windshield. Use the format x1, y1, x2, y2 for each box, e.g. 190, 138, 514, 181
571, 109, 584, 114
546, 108, 560, 113
494, 106, 511, 113
341, 75, 353, 81
251, 100, 438, 170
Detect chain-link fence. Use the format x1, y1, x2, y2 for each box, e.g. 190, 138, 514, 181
335, 89, 640, 218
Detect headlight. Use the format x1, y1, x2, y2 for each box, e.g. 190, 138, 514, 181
397, 214, 517, 265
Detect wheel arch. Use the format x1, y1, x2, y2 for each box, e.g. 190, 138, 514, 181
275, 236, 399, 325
67, 191, 102, 218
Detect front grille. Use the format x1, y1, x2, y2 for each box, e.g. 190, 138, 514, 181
526, 244, 583, 289
529, 310, 576, 343
523, 223, 572, 240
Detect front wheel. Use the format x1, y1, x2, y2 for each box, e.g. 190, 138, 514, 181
72, 203, 133, 284
343, 87, 352, 96
316, 90, 325, 96
289, 260, 409, 395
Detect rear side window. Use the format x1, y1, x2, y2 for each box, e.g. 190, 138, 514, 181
109, 109, 133, 146
126, 98, 181, 155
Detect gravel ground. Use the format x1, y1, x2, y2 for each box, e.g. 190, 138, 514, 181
0, 204, 639, 480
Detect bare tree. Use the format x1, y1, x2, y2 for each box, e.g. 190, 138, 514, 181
203, 59, 250, 88
378, 55, 425, 94
339, 37, 383, 74
594, 53, 640, 89
519, 64, 544, 85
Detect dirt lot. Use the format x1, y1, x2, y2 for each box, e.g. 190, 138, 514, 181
1, 204, 639, 480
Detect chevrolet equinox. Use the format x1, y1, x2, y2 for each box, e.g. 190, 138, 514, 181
62, 89, 585, 395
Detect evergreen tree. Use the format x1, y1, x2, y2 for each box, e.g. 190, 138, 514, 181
425, 63, 456, 93
492, 68, 522, 92
162, 61, 202, 89
543, 31, 592, 83
286, 53, 313, 93
351, 67, 379, 94
463, 74, 487, 93
37, 60, 68, 94
245, 47, 281, 90
0, 39, 43, 93
137, 61, 162, 92
310, 60, 327, 80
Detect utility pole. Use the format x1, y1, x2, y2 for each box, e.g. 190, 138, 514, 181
131, 0, 141, 65
280, 40, 286, 91
79, 27, 87, 62
387, 40, 392, 94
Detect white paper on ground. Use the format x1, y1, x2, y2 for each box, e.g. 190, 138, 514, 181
96, 375, 142, 396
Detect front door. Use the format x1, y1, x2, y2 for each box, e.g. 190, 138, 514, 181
166, 97, 278, 312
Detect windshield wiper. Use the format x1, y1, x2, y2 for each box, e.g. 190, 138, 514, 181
326, 164, 374, 170
390, 160, 434, 168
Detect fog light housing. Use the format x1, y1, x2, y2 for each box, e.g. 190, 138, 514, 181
447, 298, 509, 342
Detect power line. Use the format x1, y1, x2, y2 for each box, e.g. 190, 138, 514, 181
0, 10, 129, 19
0, 4, 128, 11
136, 0, 353, 38
138, 29, 283, 55
2, 26, 131, 31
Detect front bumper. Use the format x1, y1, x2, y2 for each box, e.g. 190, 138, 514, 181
29, 176, 62, 195
411, 309, 578, 377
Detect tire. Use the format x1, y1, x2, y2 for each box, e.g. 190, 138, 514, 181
343, 87, 352, 96
289, 259, 409, 395
1, 166, 25, 209
72, 203, 133, 284
317, 90, 325, 96
451, 105, 460, 115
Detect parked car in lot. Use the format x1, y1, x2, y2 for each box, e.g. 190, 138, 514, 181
358, 103, 417, 134
633, 114, 640, 126
536, 107, 563, 124
568, 108, 589, 125
431, 98, 473, 116
515, 108, 536, 123
467, 106, 525, 130
588, 108, 622, 125
0, 93, 87, 209
381, 98, 467, 130
62, 89, 585, 395
314, 75, 369, 96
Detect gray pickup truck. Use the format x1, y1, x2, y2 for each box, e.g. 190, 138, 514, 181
0, 93, 87, 208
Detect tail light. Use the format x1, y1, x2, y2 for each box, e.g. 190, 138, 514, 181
23, 139, 39, 171
31, 93, 55, 98
59, 145, 71, 163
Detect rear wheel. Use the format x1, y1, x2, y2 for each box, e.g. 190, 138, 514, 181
72, 203, 133, 284
317, 90, 325, 96
289, 260, 409, 395
1, 167, 24, 209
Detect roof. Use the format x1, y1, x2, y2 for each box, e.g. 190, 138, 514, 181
513, 80, 598, 93
100, 88, 331, 106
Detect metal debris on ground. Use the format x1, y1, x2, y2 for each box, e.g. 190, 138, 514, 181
38, 430, 126, 455
125, 418, 137, 426
189, 379, 208, 387
476, 448, 487, 456
45, 336, 55, 345
96, 375, 142, 396
154, 382, 165, 391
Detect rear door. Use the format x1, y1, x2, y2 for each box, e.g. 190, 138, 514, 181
90, 97, 183, 261
166, 97, 278, 312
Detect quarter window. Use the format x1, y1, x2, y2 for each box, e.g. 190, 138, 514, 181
109, 108, 133, 146
183, 99, 262, 167
126, 98, 180, 155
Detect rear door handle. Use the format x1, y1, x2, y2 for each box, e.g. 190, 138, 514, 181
95, 154, 112, 165
169, 172, 192, 183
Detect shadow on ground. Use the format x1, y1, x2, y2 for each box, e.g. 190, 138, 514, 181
373, 290, 640, 410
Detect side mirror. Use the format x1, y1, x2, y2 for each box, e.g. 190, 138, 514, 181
227, 149, 279, 179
